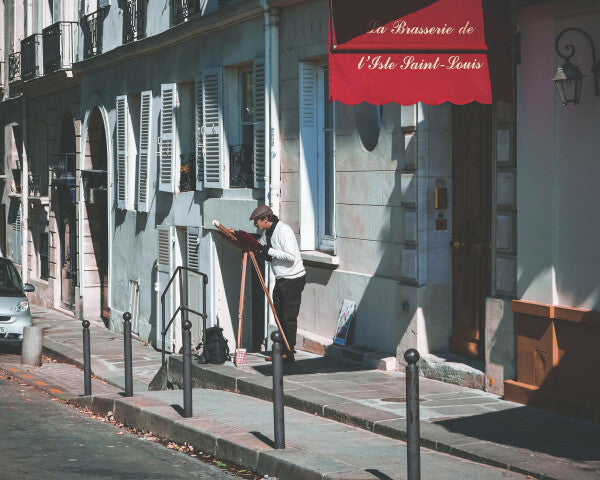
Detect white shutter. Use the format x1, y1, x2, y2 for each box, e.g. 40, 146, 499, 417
299, 63, 319, 250
137, 91, 152, 212
194, 75, 204, 190
13, 205, 22, 264
159, 83, 178, 193
253, 59, 266, 189
186, 227, 200, 271
202, 67, 225, 188
116, 95, 128, 209
157, 225, 174, 352
186, 226, 204, 348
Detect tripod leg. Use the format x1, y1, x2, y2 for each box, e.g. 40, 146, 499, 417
248, 252, 291, 352
237, 252, 248, 351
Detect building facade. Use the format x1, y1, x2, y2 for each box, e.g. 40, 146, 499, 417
1, 0, 598, 420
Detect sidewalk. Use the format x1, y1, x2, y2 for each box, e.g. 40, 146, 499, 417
18, 306, 600, 480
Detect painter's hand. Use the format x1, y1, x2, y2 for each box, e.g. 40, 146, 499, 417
261, 244, 272, 261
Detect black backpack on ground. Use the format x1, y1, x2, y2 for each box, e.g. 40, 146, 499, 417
200, 327, 230, 364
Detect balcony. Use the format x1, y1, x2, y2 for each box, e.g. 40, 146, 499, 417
43, 21, 78, 75
179, 153, 195, 192
8, 52, 21, 82
83, 11, 103, 58
229, 144, 253, 188
21, 34, 43, 81
124, 0, 147, 44
81, 169, 107, 204
50, 153, 76, 182
28, 173, 48, 199
173, 0, 201, 24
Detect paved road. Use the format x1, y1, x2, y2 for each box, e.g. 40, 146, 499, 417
0, 373, 246, 480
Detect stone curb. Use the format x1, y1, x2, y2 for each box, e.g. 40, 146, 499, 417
166, 357, 566, 480
30, 336, 591, 480
66, 393, 373, 480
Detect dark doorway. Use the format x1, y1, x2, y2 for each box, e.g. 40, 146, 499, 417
59, 204, 76, 311
83, 107, 109, 321
450, 103, 493, 359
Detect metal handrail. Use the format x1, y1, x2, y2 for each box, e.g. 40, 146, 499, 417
161, 265, 208, 366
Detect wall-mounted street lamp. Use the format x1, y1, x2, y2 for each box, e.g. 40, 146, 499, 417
553, 27, 600, 106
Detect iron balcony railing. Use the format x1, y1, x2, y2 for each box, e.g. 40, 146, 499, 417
8, 52, 21, 82
21, 33, 43, 80
50, 153, 76, 180
173, 0, 201, 24
83, 11, 103, 58
28, 173, 48, 197
179, 153, 195, 192
81, 169, 107, 202
229, 144, 254, 188
43, 21, 78, 74
124, 0, 147, 43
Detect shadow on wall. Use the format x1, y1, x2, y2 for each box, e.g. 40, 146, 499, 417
309, 102, 440, 356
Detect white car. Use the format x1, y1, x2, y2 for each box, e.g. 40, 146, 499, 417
0, 257, 35, 343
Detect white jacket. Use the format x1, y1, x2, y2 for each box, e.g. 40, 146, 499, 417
260, 221, 305, 279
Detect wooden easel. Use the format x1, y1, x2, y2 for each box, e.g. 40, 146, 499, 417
213, 221, 291, 355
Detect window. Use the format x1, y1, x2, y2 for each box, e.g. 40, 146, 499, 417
356, 103, 382, 152
195, 59, 264, 190
229, 67, 255, 188
299, 62, 335, 253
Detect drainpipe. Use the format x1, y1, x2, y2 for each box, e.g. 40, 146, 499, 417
270, 9, 281, 217
21, 96, 29, 281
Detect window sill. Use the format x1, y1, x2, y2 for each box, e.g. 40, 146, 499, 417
301, 250, 339, 269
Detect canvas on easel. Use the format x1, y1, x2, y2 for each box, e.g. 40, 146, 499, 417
333, 299, 357, 346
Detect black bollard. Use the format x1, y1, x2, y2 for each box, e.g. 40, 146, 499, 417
270, 330, 285, 449
82, 320, 92, 396
182, 319, 193, 418
123, 312, 133, 397
404, 348, 421, 480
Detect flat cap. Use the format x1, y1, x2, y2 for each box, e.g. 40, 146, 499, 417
249, 205, 273, 220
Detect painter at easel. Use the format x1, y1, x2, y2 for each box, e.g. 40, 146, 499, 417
250, 205, 306, 363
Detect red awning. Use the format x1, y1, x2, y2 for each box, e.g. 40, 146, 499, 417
329, 0, 512, 105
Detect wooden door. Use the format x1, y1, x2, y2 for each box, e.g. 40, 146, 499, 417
450, 103, 492, 359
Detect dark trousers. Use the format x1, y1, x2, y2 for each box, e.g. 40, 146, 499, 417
273, 275, 306, 351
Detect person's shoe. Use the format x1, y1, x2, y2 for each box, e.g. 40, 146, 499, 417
283, 353, 295, 363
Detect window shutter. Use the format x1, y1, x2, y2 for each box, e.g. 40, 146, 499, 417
253, 59, 266, 189
13, 205, 22, 264
137, 91, 153, 212
202, 67, 225, 188
195, 75, 204, 190
159, 83, 178, 193
116, 95, 128, 209
156, 225, 174, 351
299, 63, 319, 250
186, 227, 200, 271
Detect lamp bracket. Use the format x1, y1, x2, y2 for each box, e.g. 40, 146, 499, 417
555, 27, 600, 96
